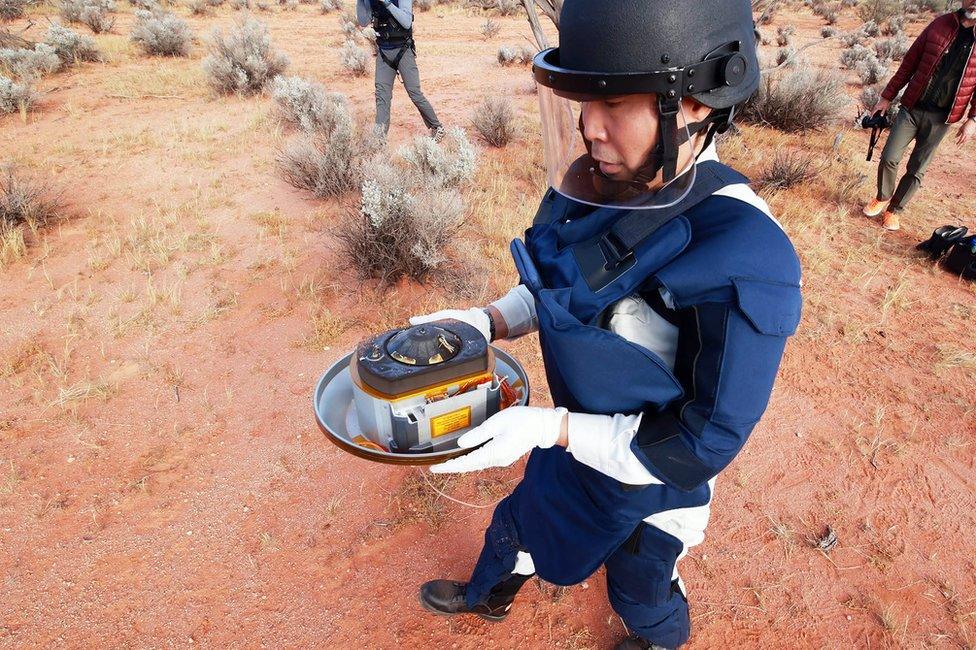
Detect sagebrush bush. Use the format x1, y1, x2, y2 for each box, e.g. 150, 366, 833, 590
861, 19, 880, 37
81, 1, 116, 34
202, 17, 288, 94
59, 0, 86, 23
0, 0, 28, 20
883, 15, 905, 35
229, 0, 248, 9
279, 133, 375, 198
874, 34, 908, 61
398, 126, 477, 189
0, 74, 33, 113
471, 95, 515, 147
188, 0, 210, 14
776, 25, 795, 47
130, 9, 192, 56
319, 0, 340, 12
812, 0, 839, 23
272, 75, 350, 133
0, 44, 61, 79
776, 47, 796, 67
44, 22, 101, 64
756, 151, 816, 191
821, 26, 838, 37
857, 0, 903, 23
840, 28, 867, 47
739, 68, 847, 133
338, 159, 465, 282
0, 166, 65, 266
467, 0, 519, 16
278, 108, 383, 199
479, 18, 499, 40
856, 53, 888, 85
414, 0, 433, 10
756, 0, 779, 24
497, 44, 533, 66
840, 43, 872, 69
860, 85, 882, 111
339, 40, 369, 76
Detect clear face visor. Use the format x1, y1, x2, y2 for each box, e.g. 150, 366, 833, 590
537, 85, 699, 210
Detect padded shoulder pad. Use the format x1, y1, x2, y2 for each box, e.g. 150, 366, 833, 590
731, 276, 802, 336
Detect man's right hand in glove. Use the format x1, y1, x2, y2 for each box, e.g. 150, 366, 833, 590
409, 306, 507, 342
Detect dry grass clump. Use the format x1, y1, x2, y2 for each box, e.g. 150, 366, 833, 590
338, 129, 477, 282
739, 68, 847, 133
0, 166, 65, 266
130, 9, 192, 56
756, 150, 817, 191
0, 74, 34, 114
0, 44, 61, 79
43, 21, 101, 64
497, 44, 533, 66
471, 95, 516, 147
202, 17, 288, 94
0, 0, 29, 20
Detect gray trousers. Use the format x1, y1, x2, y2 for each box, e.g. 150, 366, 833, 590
374, 45, 441, 135
877, 106, 951, 213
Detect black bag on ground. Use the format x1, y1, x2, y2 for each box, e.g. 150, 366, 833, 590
942, 236, 976, 280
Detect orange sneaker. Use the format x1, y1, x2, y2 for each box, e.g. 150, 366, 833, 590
863, 198, 889, 217
881, 211, 900, 231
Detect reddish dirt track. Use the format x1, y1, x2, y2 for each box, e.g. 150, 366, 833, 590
2, 4, 975, 648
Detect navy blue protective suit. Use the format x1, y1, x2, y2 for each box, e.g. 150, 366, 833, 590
465, 161, 802, 647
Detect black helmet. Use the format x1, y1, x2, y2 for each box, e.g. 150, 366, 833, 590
532, 0, 759, 207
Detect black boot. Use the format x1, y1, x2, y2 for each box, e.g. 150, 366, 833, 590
418, 573, 532, 622
614, 635, 672, 650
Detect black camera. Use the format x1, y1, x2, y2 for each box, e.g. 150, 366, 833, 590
861, 110, 891, 161
860, 111, 891, 130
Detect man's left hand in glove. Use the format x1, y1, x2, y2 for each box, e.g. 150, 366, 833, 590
430, 406, 568, 473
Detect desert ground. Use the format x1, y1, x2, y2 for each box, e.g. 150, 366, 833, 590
2, 0, 976, 647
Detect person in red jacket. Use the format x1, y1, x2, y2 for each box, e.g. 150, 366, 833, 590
864, 1, 976, 231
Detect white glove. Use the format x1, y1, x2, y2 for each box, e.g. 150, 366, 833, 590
430, 406, 568, 474
409, 307, 492, 342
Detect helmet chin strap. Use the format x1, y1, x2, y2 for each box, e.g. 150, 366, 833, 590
577, 99, 729, 201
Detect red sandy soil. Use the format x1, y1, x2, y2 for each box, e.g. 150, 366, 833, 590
2, 4, 975, 648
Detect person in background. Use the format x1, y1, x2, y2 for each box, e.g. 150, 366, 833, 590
865, 0, 976, 231
356, 0, 445, 140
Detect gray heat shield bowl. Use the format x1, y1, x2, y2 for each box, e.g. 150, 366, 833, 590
313, 346, 531, 465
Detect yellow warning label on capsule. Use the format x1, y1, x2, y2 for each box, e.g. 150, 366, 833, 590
430, 406, 472, 438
